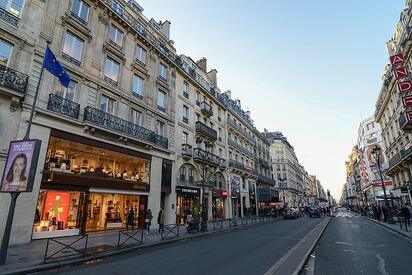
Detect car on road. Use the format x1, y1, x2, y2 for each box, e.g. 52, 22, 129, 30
309, 207, 321, 218
284, 208, 299, 219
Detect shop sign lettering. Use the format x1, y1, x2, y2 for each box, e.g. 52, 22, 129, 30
394, 67, 409, 80
397, 80, 412, 93
402, 95, 412, 107
389, 53, 404, 65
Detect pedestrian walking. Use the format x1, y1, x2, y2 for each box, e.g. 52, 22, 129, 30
158, 209, 165, 234
126, 209, 135, 231
145, 209, 153, 234
401, 204, 411, 227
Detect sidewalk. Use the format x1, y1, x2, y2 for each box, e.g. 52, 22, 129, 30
367, 217, 412, 240
0, 216, 280, 275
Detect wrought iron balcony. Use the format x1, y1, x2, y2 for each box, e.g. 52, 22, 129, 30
229, 160, 257, 175
47, 93, 80, 119
195, 121, 217, 141
259, 158, 270, 168
257, 174, 275, 186
193, 148, 225, 167
0, 64, 29, 93
228, 139, 255, 158
181, 144, 193, 158
0, 6, 19, 27
83, 106, 168, 149
227, 117, 255, 143
201, 101, 213, 117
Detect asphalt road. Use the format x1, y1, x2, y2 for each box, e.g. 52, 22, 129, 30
312, 209, 412, 275
43, 217, 324, 275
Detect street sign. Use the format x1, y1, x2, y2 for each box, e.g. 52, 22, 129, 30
390, 53, 404, 65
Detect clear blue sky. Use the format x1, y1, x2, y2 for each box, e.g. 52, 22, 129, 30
138, 0, 405, 200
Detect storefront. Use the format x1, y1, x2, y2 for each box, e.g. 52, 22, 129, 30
212, 190, 227, 219
176, 186, 200, 224
257, 187, 279, 215
230, 175, 241, 217
32, 130, 151, 239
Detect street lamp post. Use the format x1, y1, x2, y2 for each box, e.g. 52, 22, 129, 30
371, 145, 394, 224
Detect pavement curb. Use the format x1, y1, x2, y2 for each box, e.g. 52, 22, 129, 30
293, 217, 331, 275
0, 218, 281, 275
367, 217, 412, 240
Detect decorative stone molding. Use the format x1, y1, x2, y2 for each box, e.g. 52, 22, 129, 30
9, 96, 20, 111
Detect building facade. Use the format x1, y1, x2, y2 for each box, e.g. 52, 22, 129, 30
0, 0, 178, 244
374, 1, 412, 206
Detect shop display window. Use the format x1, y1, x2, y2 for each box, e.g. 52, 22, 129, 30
45, 137, 150, 185
32, 190, 83, 239
86, 193, 145, 231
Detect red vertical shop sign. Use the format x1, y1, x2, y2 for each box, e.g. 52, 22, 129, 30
389, 53, 404, 66
402, 95, 412, 107
394, 67, 409, 79
397, 80, 412, 93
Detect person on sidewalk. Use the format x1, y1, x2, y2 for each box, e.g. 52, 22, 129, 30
145, 209, 153, 234
126, 209, 135, 231
400, 204, 411, 227
158, 209, 165, 234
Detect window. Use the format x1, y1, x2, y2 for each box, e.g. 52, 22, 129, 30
70, 0, 89, 22
56, 80, 77, 101
156, 120, 165, 136
132, 74, 143, 99
109, 25, 123, 47
218, 108, 221, 121
104, 57, 119, 82
135, 45, 146, 64
159, 63, 168, 81
277, 165, 280, 171
157, 90, 166, 111
182, 131, 188, 144
219, 148, 222, 157
282, 164, 286, 171
62, 32, 83, 64
183, 82, 189, 98
196, 91, 201, 106
0, 39, 13, 66
182, 105, 189, 123
1, 0, 25, 18
218, 128, 222, 142
189, 168, 194, 183
111, 0, 124, 15
180, 166, 186, 182
100, 95, 115, 114
229, 151, 232, 160
196, 113, 200, 122
130, 109, 142, 125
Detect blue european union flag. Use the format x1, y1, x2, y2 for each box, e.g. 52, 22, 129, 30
43, 46, 71, 88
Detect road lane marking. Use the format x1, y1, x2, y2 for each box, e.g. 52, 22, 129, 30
376, 254, 389, 275
335, 241, 386, 248
343, 249, 358, 253
236, 234, 302, 240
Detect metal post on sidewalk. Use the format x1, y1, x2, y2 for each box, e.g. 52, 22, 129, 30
0, 193, 20, 265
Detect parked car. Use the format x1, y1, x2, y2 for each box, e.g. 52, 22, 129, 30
284, 208, 299, 219
309, 207, 321, 218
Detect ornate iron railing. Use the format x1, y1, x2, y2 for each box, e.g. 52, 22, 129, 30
228, 139, 255, 158
195, 121, 217, 141
47, 93, 80, 119
0, 6, 19, 27
229, 159, 257, 175
62, 52, 81, 67
259, 158, 269, 168
227, 117, 255, 143
0, 64, 28, 93
257, 174, 275, 186
181, 144, 193, 157
193, 148, 225, 167
201, 101, 213, 116
83, 106, 168, 149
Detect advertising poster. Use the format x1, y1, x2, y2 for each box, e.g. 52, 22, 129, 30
1, 139, 41, 192
230, 175, 240, 198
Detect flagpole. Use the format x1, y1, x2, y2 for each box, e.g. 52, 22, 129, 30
23, 42, 49, 141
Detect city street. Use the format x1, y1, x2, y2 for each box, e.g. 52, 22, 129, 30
310, 209, 412, 275
40, 218, 325, 275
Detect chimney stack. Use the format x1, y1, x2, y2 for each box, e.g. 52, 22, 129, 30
196, 57, 207, 73
207, 69, 217, 87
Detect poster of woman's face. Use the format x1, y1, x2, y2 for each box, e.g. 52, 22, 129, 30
1, 140, 41, 192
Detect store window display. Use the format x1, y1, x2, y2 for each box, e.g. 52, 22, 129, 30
86, 193, 145, 231
44, 137, 150, 185
32, 190, 83, 239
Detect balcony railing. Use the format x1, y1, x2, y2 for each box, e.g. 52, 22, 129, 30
228, 139, 255, 158
229, 160, 257, 175
181, 144, 193, 158
193, 148, 225, 167
227, 117, 255, 143
83, 106, 168, 149
0, 6, 19, 27
259, 158, 269, 168
201, 101, 213, 117
257, 174, 275, 186
0, 64, 29, 93
47, 93, 80, 119
195, 121, 217, 141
